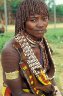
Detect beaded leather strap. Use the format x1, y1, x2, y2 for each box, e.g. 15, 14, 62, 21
14, 32, 55, 96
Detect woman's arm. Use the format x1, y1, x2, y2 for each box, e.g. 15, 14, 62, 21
1, 43, 36, 96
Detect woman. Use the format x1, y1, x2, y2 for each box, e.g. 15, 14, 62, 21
1, 0, 62, 96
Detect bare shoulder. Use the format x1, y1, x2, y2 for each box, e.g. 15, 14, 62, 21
1, 39, 20, 72
2, 39, 19, 57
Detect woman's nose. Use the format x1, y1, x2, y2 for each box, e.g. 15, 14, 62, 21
36, 20, 44, 28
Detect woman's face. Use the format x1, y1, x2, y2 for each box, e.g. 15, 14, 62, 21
25, 14, 48, 40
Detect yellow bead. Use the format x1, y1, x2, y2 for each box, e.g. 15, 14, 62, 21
36, 90, 39, 94
23, 66, 27, 70
29, 75, 32, 79
31, 81, 33, 85
34, 88, 36, 91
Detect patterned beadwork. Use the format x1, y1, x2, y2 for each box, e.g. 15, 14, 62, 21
15, 33, 53, 85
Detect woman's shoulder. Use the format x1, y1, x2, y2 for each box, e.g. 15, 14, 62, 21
2, 39, 15, 52
1, 39, 21, 72
2, 39, 20, 58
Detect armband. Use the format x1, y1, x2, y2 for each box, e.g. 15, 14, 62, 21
5, 70, 19, 80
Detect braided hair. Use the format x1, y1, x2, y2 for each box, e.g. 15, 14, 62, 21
15, 0, 49, 35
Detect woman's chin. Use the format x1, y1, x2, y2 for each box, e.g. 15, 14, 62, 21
35, 33, 44, 39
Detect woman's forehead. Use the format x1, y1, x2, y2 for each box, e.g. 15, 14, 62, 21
27, 14, 48, 19
30, 14, 48, 17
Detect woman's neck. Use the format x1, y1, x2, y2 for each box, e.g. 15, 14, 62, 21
24, 32, 43, 42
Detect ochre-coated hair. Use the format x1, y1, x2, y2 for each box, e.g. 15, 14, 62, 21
15, 0, 49, 35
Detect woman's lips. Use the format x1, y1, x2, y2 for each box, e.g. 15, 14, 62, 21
35, 29, 46, 33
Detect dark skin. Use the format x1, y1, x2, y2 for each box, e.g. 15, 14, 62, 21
1, 14, 61, 96
25, 14, 48, 40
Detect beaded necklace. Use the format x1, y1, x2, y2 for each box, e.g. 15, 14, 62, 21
14, 32, 55, 96
25, 33, 41, 47
39, 43, 49, 73
26, 34, 49, 72
15, 33, 52, 82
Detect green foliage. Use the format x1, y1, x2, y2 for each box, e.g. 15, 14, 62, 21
45, 28, 63, 44
0, 1, 4, 11
0, 6, 4, 11
56, 4, 63, 16
50, 4, 63, 17
0, 32, 14, 53
9, 0, 21, 14
0, 0, 22, 13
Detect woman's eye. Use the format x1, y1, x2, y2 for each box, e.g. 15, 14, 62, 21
42, 18, 48, 21
30, 19, 36, 22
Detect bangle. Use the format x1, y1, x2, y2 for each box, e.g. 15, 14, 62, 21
5, 70, 19, 80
